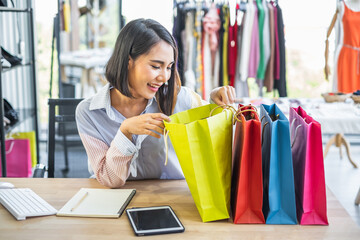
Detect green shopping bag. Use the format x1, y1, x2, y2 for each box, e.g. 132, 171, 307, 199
164, 104, 233, 222
7, 131, 37, 167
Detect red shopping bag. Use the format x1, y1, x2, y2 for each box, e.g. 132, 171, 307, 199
231, 105, 265, 224
290, 106, 328, 225
0, 139, 32, 177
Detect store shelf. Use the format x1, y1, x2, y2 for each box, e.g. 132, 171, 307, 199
1, 62, 32, 73
0, 0, 39, 177
0, 6, 29, 13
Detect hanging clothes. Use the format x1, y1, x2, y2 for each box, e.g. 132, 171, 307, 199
274, 3, 287, 97
183, 10, 197, 91
172, 0, 287, 99
194, 2, 204, 96
218, 4, 225, 87
337, 1, 360, 93
264, 2, 275, 92
239, 1, 255, 83
228, 5, 239, 87
222, 4, 230, 86
173, 3, 186, 85
203, 3, 221, 99
235, 7, 250, 97
248, 1, 259, 79
261, 0, 271, 80
256, 0, 266, 81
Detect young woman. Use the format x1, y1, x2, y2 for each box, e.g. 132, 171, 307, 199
76, 18, 238, 188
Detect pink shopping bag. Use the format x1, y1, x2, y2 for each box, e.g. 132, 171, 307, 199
290, 106, 328, 225
0, 139, 32, 177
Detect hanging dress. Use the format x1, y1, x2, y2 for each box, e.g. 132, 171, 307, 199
337, 2, 360, 93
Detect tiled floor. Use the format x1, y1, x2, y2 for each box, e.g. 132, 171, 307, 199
324, 142, 360, 227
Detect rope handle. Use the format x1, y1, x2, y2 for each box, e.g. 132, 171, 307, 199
164, 128, 169, 166
290, 118, 303, 148
260, 113, 279, 145
261, 122, 269, 146
233, 109, 259, 125
3, 133, 16, 154
1, 140, 15, 154
232, 105, 258, 124
209, 104, 236, 117
237, 104, 258, 112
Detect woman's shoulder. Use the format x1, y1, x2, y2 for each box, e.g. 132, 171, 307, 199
76, 83, 111, 116
76, 97, 92, 117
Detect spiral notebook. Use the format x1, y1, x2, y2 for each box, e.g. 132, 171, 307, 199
57, 188, 136, 218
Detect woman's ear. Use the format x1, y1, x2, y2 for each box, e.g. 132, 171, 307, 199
128, 56, 133, 69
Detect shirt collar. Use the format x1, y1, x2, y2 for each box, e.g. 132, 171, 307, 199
89, 83, 157, 120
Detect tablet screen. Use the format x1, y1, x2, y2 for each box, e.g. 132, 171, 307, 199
126, 206, 185, 236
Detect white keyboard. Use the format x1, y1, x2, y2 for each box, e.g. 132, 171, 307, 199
0, 188, 57, 220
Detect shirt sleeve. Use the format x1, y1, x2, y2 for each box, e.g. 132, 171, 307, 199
76, 101, 137, 188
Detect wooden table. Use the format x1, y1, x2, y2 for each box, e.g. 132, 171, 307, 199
0, 178, 359, 240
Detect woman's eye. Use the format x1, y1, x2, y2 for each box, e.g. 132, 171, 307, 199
151, 65, 160, 69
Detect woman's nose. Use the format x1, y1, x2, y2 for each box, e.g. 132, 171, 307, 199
157, 69, 170, 82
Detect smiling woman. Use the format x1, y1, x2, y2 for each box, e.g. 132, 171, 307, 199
75, 18, 239, 188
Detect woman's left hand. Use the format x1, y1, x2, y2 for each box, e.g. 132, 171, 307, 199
210, 86, 240, 105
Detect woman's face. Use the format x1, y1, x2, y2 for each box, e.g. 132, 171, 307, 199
127, 40, 174, 100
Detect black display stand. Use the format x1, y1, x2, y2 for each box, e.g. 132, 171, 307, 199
0, 0, 39, 177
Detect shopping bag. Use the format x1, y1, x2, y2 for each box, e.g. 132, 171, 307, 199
7, 131, 37, 167
164, 104, 233, 222
260, 104, 297, 225
290, 106, 328, 225
231, 105, 265, 224
0, 139, 32, 177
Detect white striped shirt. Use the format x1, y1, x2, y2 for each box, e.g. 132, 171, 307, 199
76, 83, 206, 188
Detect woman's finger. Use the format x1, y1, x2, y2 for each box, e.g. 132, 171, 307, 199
230, 86, 237, 104
146, 121, 164, 135
152, 113, 171, 122
144, 129, 161, 139
226, 86, 235, 103
220, 88, 230, 105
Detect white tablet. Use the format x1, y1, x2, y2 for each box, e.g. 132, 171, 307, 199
126, 206, 185, 236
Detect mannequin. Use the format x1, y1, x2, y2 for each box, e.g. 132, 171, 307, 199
324, 0, 360, 93
345, 0, 360, 11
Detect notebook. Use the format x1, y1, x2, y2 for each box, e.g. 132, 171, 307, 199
57, 188, 136, 218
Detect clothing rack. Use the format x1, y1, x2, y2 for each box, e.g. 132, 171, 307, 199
173, 0, 287, 98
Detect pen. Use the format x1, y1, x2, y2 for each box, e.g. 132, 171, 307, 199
70, 191, 88, 212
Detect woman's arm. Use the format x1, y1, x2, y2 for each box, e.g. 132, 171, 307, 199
76, 102, 137, 188
78, 130, 136, 188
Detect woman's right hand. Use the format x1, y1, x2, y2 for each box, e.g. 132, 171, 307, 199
120, 113, 171, 140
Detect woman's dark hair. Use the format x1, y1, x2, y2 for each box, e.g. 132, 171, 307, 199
105, 18, 181, 115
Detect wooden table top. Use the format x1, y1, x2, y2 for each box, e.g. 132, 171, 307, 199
0, 178, 359, 240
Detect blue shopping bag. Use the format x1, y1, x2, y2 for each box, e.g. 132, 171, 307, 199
260, 104, 297, 225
